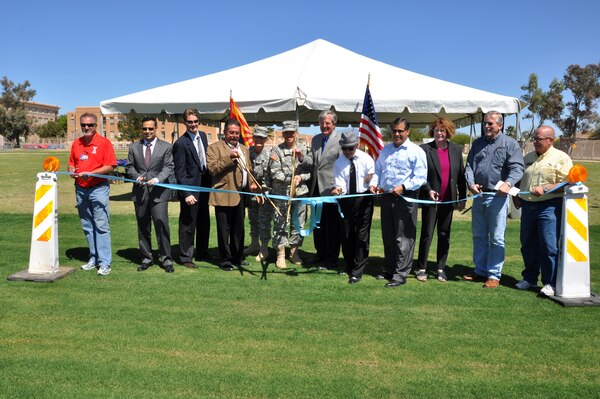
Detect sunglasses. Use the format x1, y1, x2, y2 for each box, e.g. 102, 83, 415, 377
81, 123, 96, 127
341, 147, 355, 151
391, 128, 407, 134
142, 127, 155, 131
185, 119, 199, 124
532, 136, 551, 142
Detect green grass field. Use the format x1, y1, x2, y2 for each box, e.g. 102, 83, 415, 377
1, 151, 599, 398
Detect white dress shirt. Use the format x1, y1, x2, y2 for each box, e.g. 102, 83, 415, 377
333, 149, 375, 194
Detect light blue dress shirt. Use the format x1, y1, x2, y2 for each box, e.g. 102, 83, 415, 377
371, 138, 427, 192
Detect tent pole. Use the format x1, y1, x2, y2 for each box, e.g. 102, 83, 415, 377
469, 114, 475, 146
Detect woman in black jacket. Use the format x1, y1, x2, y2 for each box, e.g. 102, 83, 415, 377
416, 118, 467, 282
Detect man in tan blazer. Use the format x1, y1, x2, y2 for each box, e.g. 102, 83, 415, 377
207, 119, 255, 270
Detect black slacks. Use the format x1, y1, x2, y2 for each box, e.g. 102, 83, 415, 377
339, 194, 374, 278
215, 202, 245, 267
417, 203, 454, 271
380, 193, 418, 280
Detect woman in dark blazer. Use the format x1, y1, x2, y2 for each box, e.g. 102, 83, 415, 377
416, 118, 467, 282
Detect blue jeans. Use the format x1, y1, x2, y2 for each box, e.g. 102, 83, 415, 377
75, 183, 112, 266
472, 194, 509, 279
520, 198, 562, 286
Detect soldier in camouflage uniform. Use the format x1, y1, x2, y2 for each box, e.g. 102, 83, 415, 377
269, 121, 311, 269
243, 126, 273, 261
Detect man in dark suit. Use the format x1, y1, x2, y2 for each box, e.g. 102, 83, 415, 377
206, 119, 255, 270
173, 109, 212, 268
416, 118, 467, 282
125, 116, 175, 273
308, 110, 343, 271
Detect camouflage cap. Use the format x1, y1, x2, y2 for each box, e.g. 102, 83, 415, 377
282, 120, 298, 133
253, 126, 269, 138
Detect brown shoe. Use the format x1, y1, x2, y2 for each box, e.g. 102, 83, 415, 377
483, 278, 500, 288
464, 272, 486, 282
182, 262, 198, 269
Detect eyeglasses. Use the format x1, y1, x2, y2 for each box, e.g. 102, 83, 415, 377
142, 127, 155, 131
391, 128, 407, 134
81, 123, 96, 127
433, 128, 446, 133
185, 119, 199, 124
483, 122, 495, 126
532, 136, 552, 142
341, 147, 355, 151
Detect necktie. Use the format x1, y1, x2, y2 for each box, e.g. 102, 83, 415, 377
144, 142, 152, 167
349, 158, 357, 194
196, 136, 206, 171
321, 135, 329, 153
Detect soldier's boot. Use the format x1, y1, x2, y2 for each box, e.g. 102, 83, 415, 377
289, 245, 303, 265
256, 240, 269, 261
275, 245, 287, 269
243, 237, 260, 256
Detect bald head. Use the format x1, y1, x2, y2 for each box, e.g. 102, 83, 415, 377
537, 125, 555, 139
533, 125, 555, 155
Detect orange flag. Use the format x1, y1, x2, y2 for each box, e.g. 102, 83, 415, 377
229, 96, 254, 147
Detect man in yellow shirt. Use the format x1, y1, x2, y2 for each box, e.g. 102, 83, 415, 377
513, 125, 573, 296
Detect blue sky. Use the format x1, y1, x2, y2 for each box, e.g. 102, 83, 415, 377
1, 0, 598, 133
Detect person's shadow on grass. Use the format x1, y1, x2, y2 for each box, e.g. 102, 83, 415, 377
65, 247, 89, 263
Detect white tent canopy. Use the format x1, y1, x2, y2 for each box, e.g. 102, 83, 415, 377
100, 39, 523, 127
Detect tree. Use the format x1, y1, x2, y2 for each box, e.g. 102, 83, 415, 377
0, 77, 36, 147
36, 120, 66, 139
0, 107, 31, 145
56, 114, 67, 132
118, 113, 143, 142
450, 133, 470, 145
520, 73, 546, 130
505, 126, 518, 139
552, 63, 600, 140
520, 73, 564, 138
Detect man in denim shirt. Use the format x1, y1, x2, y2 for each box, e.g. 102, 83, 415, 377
464, 111, 524, 288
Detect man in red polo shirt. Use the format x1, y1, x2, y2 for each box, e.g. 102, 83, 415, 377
68, 113, 117, 276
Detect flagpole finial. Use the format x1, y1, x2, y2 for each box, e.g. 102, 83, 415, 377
367, 73, 371, 87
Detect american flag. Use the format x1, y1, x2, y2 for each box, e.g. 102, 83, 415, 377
229, 96, 254, 147
358, 85, 384, 159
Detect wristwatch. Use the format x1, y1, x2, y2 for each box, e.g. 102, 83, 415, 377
505, 181, 512, 188
543, 186, 549, 193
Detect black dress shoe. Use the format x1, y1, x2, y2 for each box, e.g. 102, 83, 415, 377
348, 276, 361, 284
220, 264, 235, 272
385, 278, 406, 288
137, 263, 151, 272
164, 265, 175, 273
182, 262, 198, 269
307, 257, 323, 265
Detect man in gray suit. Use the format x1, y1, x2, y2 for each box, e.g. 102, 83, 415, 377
308, 110, 342, 270
125, 116, 175, 273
